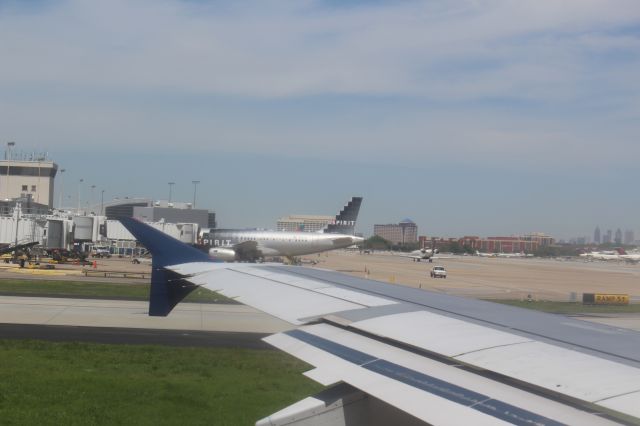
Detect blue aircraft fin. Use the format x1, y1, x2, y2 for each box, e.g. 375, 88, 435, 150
119, 217, 214, 316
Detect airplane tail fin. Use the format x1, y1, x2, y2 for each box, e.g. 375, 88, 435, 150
119, 217, 213, 316
616, 247, 627, 255
324, 197, 362, 235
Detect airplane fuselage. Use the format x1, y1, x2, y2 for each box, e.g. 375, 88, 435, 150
201, 229, 363, 258
579, 251, 623, 261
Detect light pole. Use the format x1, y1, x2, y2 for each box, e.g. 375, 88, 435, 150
77, 178, 84, 214
36, 158, 41, 203
192, 180, 200, 208
58, 168, 66, 210
168, 182, 175, 204
90, 185, 96, 212
6, 141, 15, 200
100, 189, 105, 216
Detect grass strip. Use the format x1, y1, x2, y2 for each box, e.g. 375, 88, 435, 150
0, 279, 235, 304
490, 299, 640, 314
0, 339, 322, 425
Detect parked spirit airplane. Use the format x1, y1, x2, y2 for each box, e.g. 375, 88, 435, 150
200, 197, 363, 262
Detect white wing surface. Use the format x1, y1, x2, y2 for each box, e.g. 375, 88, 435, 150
167, 262, 640, 425
121, 218, 640, 426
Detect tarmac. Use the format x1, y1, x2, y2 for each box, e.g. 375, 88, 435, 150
5, 252, 639, 302
315, 251, 640, 331
0, 294, 291, 347
0, 323, 271, 348
314, 251, 640, 301
0, 295, 290, 333
1, 252, 639, 344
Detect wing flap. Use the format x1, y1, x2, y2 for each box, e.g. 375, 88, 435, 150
264, 333, 508, 426
302, 367, 342, 386
350, 310, 640, 415
599, 391, 640, 419
457, 342, 640, 403
265, 324, 617, 425
351, 311, 533, 357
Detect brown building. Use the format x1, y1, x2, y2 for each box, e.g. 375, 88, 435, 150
418, 233, 554, 254
374, 219, 418, 245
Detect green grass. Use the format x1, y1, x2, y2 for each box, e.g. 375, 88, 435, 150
0, 279, 235, 304
0, 340, 322, 425
491, 299, 640, 314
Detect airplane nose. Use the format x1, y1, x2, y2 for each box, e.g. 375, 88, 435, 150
352, 236, 364, 245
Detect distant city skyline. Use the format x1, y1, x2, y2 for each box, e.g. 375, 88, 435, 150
1, 1, 638, 241
589, 226, 636, 246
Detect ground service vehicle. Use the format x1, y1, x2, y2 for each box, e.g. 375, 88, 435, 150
430, 265, 447, 278
92, 247, 111, 258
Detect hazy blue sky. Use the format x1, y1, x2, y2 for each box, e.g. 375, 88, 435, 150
1, 0, 639, 239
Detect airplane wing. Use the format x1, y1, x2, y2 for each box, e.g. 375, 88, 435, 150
395, 253, 430, 260
120, 218, 640, 425
396, 253, 454, 261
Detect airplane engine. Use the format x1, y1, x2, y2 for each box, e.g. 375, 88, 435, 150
208, 248, 236, 262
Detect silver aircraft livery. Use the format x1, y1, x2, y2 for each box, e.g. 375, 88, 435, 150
199, 197, 363, 262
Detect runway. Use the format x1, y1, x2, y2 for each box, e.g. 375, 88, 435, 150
317, 251, 640, 301
0, 323, 270, 348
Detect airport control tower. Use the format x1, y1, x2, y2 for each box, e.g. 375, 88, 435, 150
0, 145, 58, 208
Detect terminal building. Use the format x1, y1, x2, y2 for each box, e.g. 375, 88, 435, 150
0, 152, 68, 247
134, 200, 216, 229
0, 154, 58, 208
0, 150, 217, 252
104, 198, 216, 229
104, 198, 153, 219
102, 198, 216, 245
0, 197, 50, 216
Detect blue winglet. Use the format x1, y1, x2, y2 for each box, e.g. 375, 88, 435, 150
119, 217, 214, 316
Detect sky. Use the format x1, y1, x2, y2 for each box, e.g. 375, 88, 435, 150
1, 0, 639, 239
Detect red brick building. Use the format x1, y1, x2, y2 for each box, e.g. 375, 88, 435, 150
418, 234, 554, 254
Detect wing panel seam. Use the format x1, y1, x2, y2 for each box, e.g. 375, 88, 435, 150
452, 340, 535, 357
227, 267, 371, 308
593, 389, 640, 404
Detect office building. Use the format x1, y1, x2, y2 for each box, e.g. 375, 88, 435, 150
374, 219, 418, 245
615, 228, 623, 245
624, 230, 635, 245
104, 198, 153, 219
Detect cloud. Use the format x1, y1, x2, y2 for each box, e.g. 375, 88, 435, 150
1, 0, 638, 97
0, 0, 638, 169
